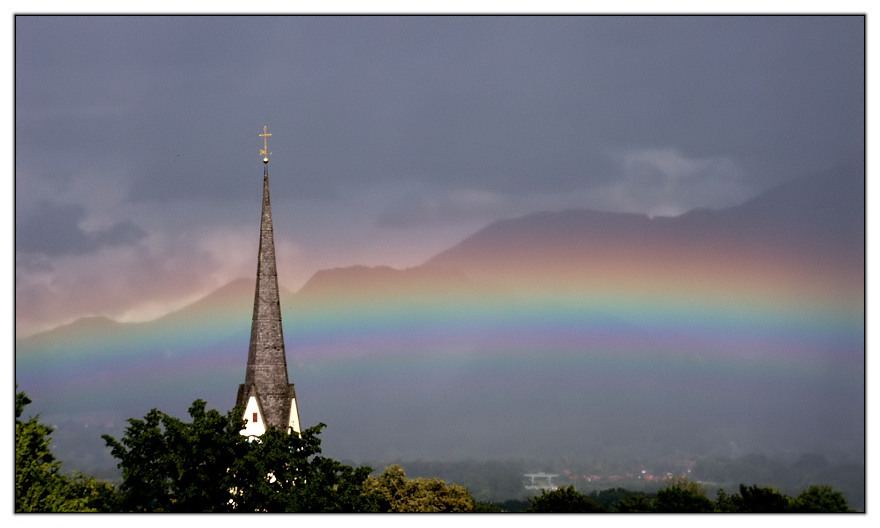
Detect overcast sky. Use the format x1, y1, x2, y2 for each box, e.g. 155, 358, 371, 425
14, 15, 864, 336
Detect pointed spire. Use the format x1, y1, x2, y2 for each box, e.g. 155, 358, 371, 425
237, 127, 300, 434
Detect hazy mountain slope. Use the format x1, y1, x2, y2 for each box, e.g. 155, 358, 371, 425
425, 164, 863, 284
279, 165, 862, 469
15, 165, 864, 492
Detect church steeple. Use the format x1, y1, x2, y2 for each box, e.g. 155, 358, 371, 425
236, 126, 301, 436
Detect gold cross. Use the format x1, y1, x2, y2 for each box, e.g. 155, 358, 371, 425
259, 125, 272, 160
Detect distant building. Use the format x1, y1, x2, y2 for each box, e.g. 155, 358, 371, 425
524, 472, 559, 491
236, 127, 301, 436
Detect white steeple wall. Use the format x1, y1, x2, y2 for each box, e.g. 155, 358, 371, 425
241, 395, 267, 437
288, 397, 301, 434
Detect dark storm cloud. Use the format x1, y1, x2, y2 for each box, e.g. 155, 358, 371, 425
280, 15, 863, 196
16, 16, 864, 208
15, 15, 865, 334
16, 202, 146, 256
376, 187, 508, 228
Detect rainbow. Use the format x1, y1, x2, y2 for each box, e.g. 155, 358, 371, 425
14, 229, 864, 463
17, 266, 862, 401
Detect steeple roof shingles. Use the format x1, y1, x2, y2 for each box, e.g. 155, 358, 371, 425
237, 159, 298, 431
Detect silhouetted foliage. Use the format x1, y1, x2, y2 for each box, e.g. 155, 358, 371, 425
718, 484, 791, 512
791, 485, 850, 512
103, 400, 379, 512
613, 493, 655, 512
589, 487, 647, 511
693, 452, 863, 510
16, 390, 118, 512
653, 478, 714, 512
494, 499, 531, 512
474, 501, 504, 512
714, 483, 850, 513
525, 486, 605, 513
17, 391, 857, 513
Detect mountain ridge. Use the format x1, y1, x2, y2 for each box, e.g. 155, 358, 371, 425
17, 164, 863, 342
426, 164, 863, 278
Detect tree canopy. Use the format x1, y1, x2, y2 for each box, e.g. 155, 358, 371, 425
102, 399, 379, 512
791, 485, 850, 513
15, 391, 855, 513
525, 486, 605, 513
15, 391, 116, 512
364, 464, 475, 512
518, 478, 852, 513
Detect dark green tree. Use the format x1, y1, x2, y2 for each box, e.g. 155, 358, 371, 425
590, 487, 648, 511
231, 425, 379, 512
473, 501, 504, 512
791, 485, 850, 513
525, 486, 605, 513
653, 478, 715, 513
493, 499, 530, 512
716, 484, 791, 512
16, 391, 117, 512
613, 493, 655, 512
714, 487, 737, 512
103, 400, 378, 512
103, 400, 248, 512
